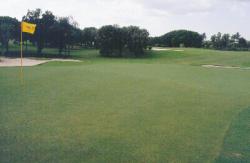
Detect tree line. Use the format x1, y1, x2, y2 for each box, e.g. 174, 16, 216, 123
0, 16, 19, 53
1, 9, 249, 57
149, 30, 205, 48
0, 9, 149, 57
0, 9, 98, 55
203, 32, 249, 51
149, 30, 250, 51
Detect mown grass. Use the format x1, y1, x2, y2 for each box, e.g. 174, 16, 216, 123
216, 107, 250, 162
0, 47, 250, 162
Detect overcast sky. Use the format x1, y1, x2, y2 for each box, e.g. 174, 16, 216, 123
0, 0, 249, 39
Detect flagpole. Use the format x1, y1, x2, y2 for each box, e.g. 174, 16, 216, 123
19, 21, 36, 84
20, 22, 23, 84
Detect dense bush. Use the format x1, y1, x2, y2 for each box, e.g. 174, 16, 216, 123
162, 30, 203, 47
97, 25, 149, 57
149, 30, 203, 48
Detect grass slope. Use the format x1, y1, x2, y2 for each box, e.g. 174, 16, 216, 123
1, 48, 250, 162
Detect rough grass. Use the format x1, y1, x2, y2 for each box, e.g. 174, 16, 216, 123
0, 48, 250, 162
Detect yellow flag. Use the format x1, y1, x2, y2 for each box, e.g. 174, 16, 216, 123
21, 22, 36, 34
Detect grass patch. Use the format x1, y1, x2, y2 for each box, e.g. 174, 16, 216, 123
1, 48, 250, 162
215, 107, 250, 163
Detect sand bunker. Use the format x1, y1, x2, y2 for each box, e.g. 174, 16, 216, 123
152, 48, 171, 51
173, 50, 184, 52
0, 57, 81, 67
152, 48, 184, 52
202, 65, 250, 70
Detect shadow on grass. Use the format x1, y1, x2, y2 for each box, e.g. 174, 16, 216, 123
1, 51, 73, 59
1, 49, 175, 63
96, 50, 170, 61
215, 107, 250, 163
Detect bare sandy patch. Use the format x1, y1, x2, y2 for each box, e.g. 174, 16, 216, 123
50, 59, 81, 62
173, 50, 184, 52
152, 47, 171, 51
202, 64, 250, 70
152, 48, 184, 52
0, 57, 81, 67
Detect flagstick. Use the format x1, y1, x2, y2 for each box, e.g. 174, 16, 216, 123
20, 24, 24, 84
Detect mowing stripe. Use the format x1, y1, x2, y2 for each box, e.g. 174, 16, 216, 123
215, 107, 250, 163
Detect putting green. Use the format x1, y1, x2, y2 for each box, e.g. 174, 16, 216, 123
0, 48, 250, 162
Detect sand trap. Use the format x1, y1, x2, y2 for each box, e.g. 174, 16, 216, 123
152, 48, 184, 52
202, 65, 250, 70
173, 50, 184, 52
0, 57, 81, 67
152, 48, 171, 51
50, 59, 81, 62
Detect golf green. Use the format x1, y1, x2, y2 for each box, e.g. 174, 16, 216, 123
1, 48, 250, 162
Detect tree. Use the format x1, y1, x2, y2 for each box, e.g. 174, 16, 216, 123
70, 27, 82, 48
125, 26, 149, 56
22, 9, 58, 54
41, 11, 56, 48
82, 27, 97, 48
210, 32, 223, 49
148, 36, 163, 47
49, 17, 75, 55
97, 25, 124, 57
97, 25, 149, 57
153, 30, 203, 48
216, 32, 222, 49
0, 16, 19, 54
210, 34, 216, 48
23, 9, 43, 54
221, 34, 230, 49
238, 37, 247, 48
201, 33, 207, 41
231, 32, 241, 43
202, 40, 212, 48
23, 9, 82, 55
207, 32, 249, 50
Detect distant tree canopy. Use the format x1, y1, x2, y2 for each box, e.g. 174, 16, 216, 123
150, 30, 250, 51
97, 25, 149, 57
81, 27, 97, 48
22, 9, 81, 55
1, 9, 250, 57
0, 9, 149, 57
48, 17, 80, 55
150, 30, 204, 48
204, 32, 249, 50
0, 16, 19, 53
